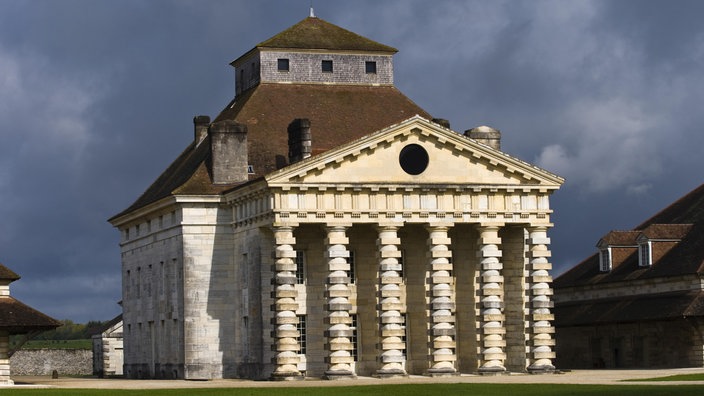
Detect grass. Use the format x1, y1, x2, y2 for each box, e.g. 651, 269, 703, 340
626, 373, 704, 382
12, 339, 92, 350
3, 384, 704, 396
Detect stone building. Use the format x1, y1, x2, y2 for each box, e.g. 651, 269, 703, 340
554, 182, 704, 369
0, 262, 61, 385
109, 15, 564, 380
92, 314, 124, 377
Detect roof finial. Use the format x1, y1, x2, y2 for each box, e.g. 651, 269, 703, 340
309, 0, 315, 17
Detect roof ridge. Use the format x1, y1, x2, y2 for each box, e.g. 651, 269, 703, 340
255, 16, 397, 53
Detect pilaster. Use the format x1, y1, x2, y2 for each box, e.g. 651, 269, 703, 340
270, 226, 303, 380
323, 225, 356, 380
375, 225, 407, 378
526, 226, 556, 373
476, 225, 507, 374
0, 331, 11, 385
426, 225, 458, 376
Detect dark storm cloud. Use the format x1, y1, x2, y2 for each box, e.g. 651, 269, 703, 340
1, 0, 703, 321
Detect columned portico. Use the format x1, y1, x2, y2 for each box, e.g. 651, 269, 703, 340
476, 225, 508, 374
426, 225, 458, 376
271, 225, 303, 381
324, 225, 356, 379
526, 226, 556, 373
375, 225, 407, 378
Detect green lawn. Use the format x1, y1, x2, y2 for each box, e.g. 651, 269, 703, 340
4, 384, 704, 396
12, 339, 92, 350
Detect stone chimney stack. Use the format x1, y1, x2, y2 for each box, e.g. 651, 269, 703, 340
194, 115, 210, 145
288, 118, 312, 164
465, 125, 501, 150
209, 120, 248, 184
432, 118, 451, 129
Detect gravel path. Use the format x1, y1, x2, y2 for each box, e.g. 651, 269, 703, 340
8, 368, 704, 389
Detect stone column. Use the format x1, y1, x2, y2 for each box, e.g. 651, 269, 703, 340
324, 225, 356, 379
271, 226, 303, 380
526, 226, 556, 373
375, 225, 407, 377
426, 225, 458, 376
0, 330, 11, 385
477, 225, 507, 374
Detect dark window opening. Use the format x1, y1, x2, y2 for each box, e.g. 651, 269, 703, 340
365, 61, 377, 74
399, 144, 429, 175
277, 58, 289, 71
322, 60, 333, 73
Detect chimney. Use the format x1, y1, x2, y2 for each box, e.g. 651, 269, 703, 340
193, 115, 210, 145
209, 120, 248, 184
465, 125, 501, 150
288, 118, 312, 164
432, 118, 451, 129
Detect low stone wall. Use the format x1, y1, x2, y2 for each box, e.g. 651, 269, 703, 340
10, 349, 92, 376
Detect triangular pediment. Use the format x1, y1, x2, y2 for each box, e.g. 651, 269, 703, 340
266, 116, 564, 189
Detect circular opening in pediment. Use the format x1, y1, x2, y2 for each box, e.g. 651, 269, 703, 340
399, 144, 429, 175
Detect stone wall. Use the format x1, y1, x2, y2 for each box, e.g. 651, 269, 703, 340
11, 349, 92, 376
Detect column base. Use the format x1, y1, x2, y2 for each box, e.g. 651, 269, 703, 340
425, 368, 459, 377
323, 370, 356, 380
270, 372, 305, 381
527, 364, 555, 374
0, 380, 14, 386
477, 366, 507, 376
375, 369, 408, 379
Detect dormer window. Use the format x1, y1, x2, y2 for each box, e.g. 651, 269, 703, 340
599, 247, 612, 272
322, 60, 333, 73
277, 58, 289, 71
638, 240, 652, 267
365, 61, 377, 74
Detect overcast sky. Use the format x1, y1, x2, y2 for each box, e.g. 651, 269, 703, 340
2, 0, 704, 322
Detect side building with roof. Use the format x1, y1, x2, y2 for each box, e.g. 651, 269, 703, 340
109, 15, 564, 380
553, 183, 704, 369
91, 314, 124, 377
0, 263, 61, 385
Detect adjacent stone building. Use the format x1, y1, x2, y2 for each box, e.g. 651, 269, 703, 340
92, 314, 124, 377
554, 183, 704, 369
0, 262, 61, 385
110, 15, 564, 380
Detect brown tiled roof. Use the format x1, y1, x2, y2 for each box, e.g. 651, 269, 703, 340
555, 182, 704, 288
0, 263, 20, 282
598, 231, 639, 246
554, 290, 704, 326
112, 83, 431, 220
0, 296, 61, 335
640, 223, 693, 239
216, 83, 431, 178
254, 17, 397, 53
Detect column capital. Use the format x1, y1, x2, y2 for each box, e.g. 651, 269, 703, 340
424, 224, 453, 232
271, 223, 298, 231
478, 223, 505, 230
324, 223, 352, 230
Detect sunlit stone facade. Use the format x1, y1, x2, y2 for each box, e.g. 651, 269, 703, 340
110, 16, 563, 380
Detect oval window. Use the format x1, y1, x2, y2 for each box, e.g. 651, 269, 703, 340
399, 144, 429, 175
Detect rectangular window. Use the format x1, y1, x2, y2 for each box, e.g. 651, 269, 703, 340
350, 314, 358, 361
322, 60, 333, 73
297, 315, 307, 355
295, 250, 305, 284
277, 58, 289, 71
365, 61, 377, 74
639, 242, 652, 267
599, 248, 612, 272
247, 165, 254, 174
